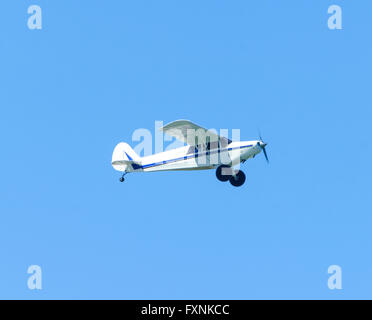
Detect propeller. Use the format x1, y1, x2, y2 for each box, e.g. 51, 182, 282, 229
258, 132, 269, 163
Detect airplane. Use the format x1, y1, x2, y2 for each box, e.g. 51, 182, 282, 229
112, 120, 268, 187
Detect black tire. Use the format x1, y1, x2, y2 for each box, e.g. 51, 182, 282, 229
229, 170, 246, 187
216, 165, 232, 182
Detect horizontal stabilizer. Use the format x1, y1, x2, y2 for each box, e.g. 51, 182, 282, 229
112, 159, 141, 167
112, 142, 142, 172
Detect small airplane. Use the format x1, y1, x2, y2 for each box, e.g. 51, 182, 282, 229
112, 120, 268, 187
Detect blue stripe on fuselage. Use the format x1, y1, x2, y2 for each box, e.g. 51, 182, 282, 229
135, 144, 253, 170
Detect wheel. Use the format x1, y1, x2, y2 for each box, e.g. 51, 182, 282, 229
119, 177, 125, 182
216, 165, 232, 182
229, 170, 246, 187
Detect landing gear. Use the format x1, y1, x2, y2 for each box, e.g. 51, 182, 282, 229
229, 170, 246, 187
119, 172, 127, 182
216, 165, 233, 182
216, 165, 246, 186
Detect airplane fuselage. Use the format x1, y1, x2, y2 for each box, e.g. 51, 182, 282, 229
125, 140, 262, 173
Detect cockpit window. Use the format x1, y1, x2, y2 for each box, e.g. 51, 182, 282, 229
220, 137, 231, 148
187, 146, 197, 154
187, 137, 231, 154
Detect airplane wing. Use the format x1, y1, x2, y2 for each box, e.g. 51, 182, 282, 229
160, 120, 231, 147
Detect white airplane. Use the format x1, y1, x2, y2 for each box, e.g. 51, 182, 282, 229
112, 120, 268, 187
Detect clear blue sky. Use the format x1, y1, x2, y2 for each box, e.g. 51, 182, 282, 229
1, 0, 371, 299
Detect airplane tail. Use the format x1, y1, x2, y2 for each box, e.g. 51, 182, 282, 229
112, 142, 141, 172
